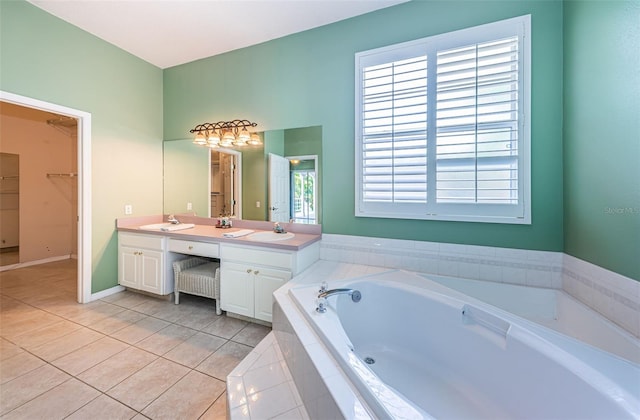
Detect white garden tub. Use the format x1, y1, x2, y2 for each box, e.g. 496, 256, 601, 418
289, 270, 640, 419
419, 273, 640, 364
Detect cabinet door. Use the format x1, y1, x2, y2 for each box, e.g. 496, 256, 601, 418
139, 249, 164, 295
119, 246, 139, 289
220, 262, 254, 317
254, 267, 292, 322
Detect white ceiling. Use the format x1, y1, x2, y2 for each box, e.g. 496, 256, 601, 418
26, 0, 409, 69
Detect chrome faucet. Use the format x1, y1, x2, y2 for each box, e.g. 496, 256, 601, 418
316, 288, 362, 313
167, 214, 180, 224
318, 288, 362, 302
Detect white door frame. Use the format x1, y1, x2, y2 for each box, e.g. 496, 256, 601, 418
0, 90, 92, 303
210, 148, 242, 218
286, 155, 318, 224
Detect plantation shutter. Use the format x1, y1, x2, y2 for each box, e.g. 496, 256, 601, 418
360, 52, 428, 208
355, 15, 530, 223
435, 37, 520, 206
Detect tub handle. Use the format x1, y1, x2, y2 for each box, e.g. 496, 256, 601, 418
462, 304, 511, 340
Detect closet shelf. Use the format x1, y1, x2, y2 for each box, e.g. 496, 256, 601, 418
47, 173, 77, 178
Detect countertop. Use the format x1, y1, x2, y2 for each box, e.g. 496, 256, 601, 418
116, 215, 321, 251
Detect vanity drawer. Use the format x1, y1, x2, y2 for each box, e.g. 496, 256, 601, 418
119, 232, 164, 250
169, 239, 219, 258
221, 244, 293, 269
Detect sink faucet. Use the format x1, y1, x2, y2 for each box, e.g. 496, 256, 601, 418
273, 222, 285, 233
167, 214, 180, 224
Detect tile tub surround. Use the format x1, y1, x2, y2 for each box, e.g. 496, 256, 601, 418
227, 332, 310, 419
229, 262, 389, 420
320, 234, 639, 339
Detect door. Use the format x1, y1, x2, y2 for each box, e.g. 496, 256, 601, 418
254, 267, 292, 322
220, 261, 255, 317
119, 246, 139, 289
268, 153, 290, 222
139, 249, 163, 294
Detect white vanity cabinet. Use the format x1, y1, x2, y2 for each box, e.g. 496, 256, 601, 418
220, 242, 319, 322
118, 232, 176, 296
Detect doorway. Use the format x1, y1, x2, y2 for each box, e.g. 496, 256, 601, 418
0, 91, 92, 303
210, 149, 241, 218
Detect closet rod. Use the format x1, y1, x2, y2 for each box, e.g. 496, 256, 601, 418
46, 173, 77, 178
0, 176, 19, 180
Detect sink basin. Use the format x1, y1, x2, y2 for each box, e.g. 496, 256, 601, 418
246, 231, 295, 242
138, 223, 195, 232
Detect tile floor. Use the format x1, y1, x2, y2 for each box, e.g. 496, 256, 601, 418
0, 259, 271, 419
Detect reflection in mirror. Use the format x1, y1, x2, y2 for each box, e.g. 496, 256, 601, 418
163, 126, 322, 224
210, 149, 240, 218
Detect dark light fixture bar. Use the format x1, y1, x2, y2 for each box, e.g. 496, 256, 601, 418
190, 119, 261, 148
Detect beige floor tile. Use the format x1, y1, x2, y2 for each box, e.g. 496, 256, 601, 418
200, 392, 228, 420
89, 308, 147, 335
201, 315, 248, 339
0, 338, 24, 360
0, 351, 46, 384
10, 319, 83, 350
52, 336, 130, 375
142, 370, 226, 420
107, 358, 190, 411
135, 323, 198, 356
0, 309, 63, 339
77, 346, 158, 392
232, 323, 271, 347
127, 297, 170, 316
2, 377, 100, 420
29, 326, 104, 361
196, 341, 253, 381
163, 331, 227, 368
110, 316, 171, 344
145, 302, 185, 323
64, 301, 125, 326
66, 394, 137, 420
107, 291, 160, 310
0, 364, 70, 415
172, 305, 219, 330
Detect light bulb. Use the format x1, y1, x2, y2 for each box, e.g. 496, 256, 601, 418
193, 132, 206, 145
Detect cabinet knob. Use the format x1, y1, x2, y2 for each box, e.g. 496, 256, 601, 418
188, 246, 193, 250
254, 270, 259, 275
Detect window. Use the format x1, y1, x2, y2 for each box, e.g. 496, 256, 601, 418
355, 16, 530, 224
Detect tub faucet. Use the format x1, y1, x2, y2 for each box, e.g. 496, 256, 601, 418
318, 288, 362, 303
167, 215, 180, 224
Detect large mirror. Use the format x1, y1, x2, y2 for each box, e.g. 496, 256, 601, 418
163, 125, 322, 225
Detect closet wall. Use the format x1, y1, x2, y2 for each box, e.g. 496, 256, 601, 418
0, 102, 77, 263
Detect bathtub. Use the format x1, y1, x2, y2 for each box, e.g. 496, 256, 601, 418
289, 270, 640, 419
418, 273, 640, 364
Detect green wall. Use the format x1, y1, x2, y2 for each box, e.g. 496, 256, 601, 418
0, 0, 164, 292
164, 0, 565, 252
563, 0, 640, 280
3, 0, 636, 289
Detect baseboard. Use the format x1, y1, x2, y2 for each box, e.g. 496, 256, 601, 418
0, 255, 72, 272
90, 285, 125, 301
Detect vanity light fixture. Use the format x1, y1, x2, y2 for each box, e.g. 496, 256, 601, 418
190, 120, 261, 149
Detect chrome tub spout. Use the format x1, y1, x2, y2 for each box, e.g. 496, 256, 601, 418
318, 288, 362, 303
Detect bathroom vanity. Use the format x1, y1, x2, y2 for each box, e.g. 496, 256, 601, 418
116, 216, 321, 323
